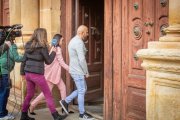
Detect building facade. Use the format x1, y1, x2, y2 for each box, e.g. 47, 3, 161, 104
1, 0, 180, 120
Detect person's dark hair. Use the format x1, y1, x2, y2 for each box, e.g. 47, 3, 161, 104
52, 34, 62, 47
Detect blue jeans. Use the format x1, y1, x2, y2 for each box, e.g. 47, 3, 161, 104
65, 74, 87, 114
0, 74, 10, 117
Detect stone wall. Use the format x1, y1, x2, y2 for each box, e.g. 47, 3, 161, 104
8, 0, 61, 108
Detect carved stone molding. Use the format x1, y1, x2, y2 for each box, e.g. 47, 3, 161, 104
137, 49, 180, 61
146, 71, 180, 120
141, 59, 180, 73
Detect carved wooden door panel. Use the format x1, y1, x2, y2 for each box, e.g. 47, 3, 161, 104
76, 0, 104, 101
2, 0, 9, 26
122, 0, 168, 119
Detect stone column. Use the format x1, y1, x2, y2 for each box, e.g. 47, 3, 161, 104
159, 1, 180, 42
137, 0, 180, 120
39, 0, 52, 41
39, 0, 60, 41
10, 0, 39, 42
51, 0, 61, 37
9, 0, 39, 108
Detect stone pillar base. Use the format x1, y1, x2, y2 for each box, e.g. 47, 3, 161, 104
137, 41, 180, 120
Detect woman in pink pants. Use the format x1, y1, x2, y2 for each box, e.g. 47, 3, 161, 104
29, 34, 69, 114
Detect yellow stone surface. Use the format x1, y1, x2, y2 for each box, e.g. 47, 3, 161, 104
146, 71, 180, 120
137, 0, 180, 119
138, 43, 180, 120
169, 1, 180, 25
8, 0, 61, 107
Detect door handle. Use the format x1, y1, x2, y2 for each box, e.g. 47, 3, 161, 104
97, 48, 100, 52
90, 27, 97, 35
90, 27, 100, 35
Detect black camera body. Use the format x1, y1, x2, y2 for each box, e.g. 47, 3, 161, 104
0, 24, 23, 46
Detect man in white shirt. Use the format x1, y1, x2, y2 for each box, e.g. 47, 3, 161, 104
60, 25, 94, 120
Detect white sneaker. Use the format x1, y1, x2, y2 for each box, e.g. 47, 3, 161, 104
0, 114, 15, 120
79, 112, 95, 120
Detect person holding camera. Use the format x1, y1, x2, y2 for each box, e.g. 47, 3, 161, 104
20, 28, 67, 120
0, 41, 23, 120
29, 34, 70, 115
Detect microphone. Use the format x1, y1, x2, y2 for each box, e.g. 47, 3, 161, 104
0, 24, 23, 29
51, 39, 58, 47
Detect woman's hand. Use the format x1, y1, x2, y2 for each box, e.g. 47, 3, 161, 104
51, 46, 57, 52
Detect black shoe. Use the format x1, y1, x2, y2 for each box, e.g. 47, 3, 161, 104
62, 108, 74, 114
52, 111, 67, 120
61, 108, 65, 114
79, 112, 95, 120
69, 111, 74, 114
20, 112, 35, 120
59, 100, 69, 114
29, 108, 37, 115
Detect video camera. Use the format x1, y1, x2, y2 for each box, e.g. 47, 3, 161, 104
0, 24, 23, 46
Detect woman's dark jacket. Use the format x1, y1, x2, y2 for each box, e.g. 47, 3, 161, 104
20, 41, 56, 75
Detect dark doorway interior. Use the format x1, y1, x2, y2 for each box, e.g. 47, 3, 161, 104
73, 0, 104, 118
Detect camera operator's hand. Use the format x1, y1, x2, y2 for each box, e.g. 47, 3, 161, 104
5, 41, 11, 48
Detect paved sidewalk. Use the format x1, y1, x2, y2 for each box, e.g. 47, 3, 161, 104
7, 105, 100, 120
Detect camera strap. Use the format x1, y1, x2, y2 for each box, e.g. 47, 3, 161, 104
0, 47, 3, 88
7, 49, 12, 89
0, 49, 11, 91
0, 66, 2, 80
0, 69, 2, 88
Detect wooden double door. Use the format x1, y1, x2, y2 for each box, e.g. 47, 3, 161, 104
122, 0, 168, 119
61, 0, 168, 119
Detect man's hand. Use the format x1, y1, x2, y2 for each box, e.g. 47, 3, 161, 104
85, 74, 89, 78
21, 75, 26, 80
